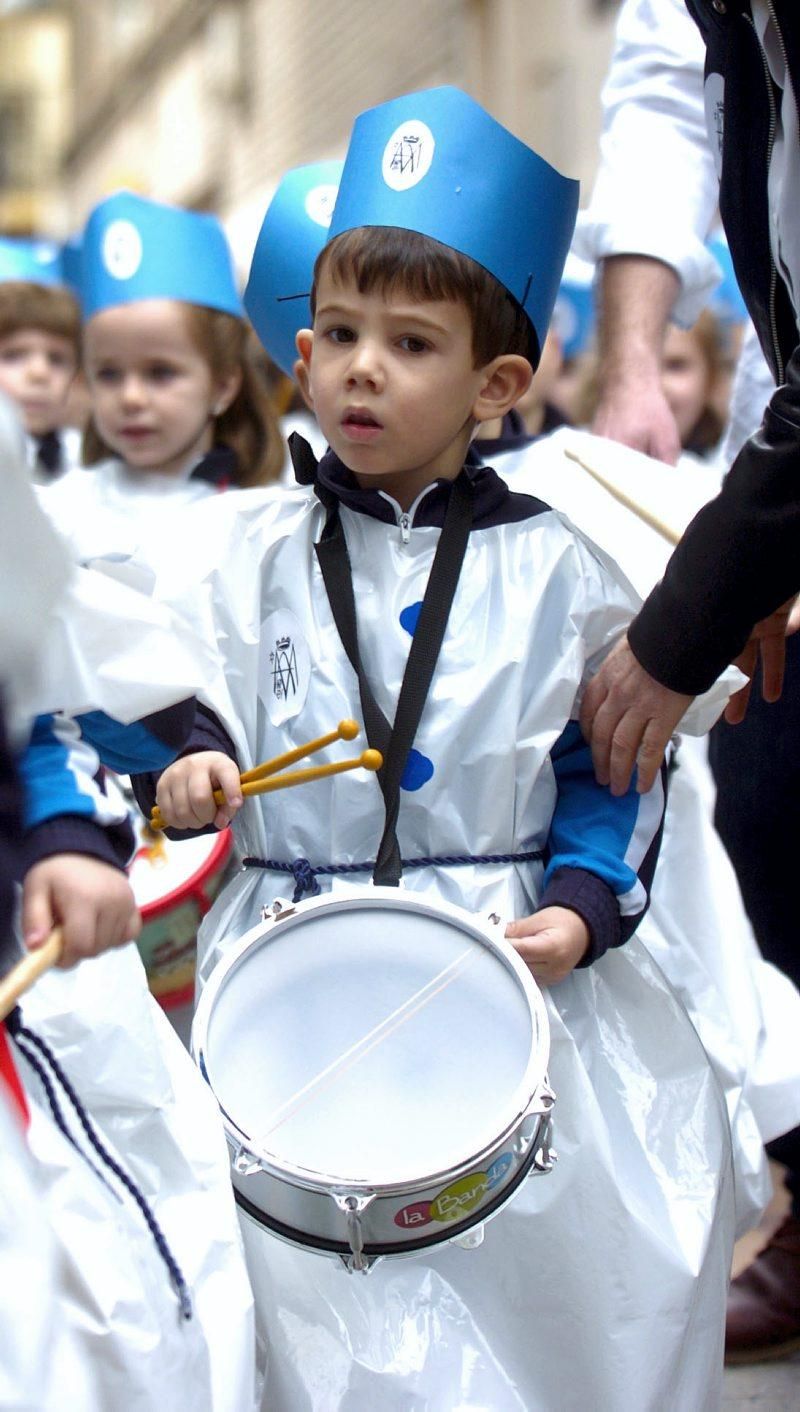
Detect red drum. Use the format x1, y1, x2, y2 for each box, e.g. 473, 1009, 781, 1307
129, 826, 235, 1011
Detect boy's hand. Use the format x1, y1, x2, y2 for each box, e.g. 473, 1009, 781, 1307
505, 907, 590, 985
155, 751, 243, 831
23, 855, 141, 969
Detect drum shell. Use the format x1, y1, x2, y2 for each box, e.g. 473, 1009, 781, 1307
228, 1091, 553, 1260
134, 829, 234, 1010
193, 888, 553, 1265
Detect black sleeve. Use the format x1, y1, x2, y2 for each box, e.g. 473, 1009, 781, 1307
129, 703, 240, 839
628, 342, 800, 694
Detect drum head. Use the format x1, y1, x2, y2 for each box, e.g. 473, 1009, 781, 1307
197, 892, 548, 1188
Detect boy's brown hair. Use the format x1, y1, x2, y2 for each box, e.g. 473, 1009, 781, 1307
311, 227, 539, 369
83, 305, 286, 486
0, 281, 81, 351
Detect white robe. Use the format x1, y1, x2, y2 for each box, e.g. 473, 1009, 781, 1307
138, 471, 735, 1412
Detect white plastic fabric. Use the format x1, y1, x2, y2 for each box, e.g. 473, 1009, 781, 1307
497, 428, 800, 1206
12, 943, 256, 1412
135, 479, 735, 1410
0, 400, 221, 743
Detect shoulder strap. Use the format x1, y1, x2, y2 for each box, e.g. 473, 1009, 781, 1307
315, 472, 474, 884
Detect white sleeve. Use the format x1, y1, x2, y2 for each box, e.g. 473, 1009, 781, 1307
574, 0, 722, 327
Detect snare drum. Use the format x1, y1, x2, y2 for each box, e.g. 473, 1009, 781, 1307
192, 887, 554, 1271
129, 825, 234, 1011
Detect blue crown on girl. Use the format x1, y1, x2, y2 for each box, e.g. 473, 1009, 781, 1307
80, 191, 242, 319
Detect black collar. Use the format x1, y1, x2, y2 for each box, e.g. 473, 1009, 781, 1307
288, 433, 551, 531
189, 444, 238, 487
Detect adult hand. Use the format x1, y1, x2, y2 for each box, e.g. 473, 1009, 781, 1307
724, 598, 798, 725
593, 380, 682, 466
580, 636, 694, 795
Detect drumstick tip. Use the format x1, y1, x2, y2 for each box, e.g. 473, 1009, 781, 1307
339, 719, 360, 741
361, 749, 383, 771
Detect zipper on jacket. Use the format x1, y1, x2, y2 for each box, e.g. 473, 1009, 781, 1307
399, 512, 411, 543
745, 7, 786, 383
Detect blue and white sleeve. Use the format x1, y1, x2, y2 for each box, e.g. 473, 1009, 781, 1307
537, 720, 667, 964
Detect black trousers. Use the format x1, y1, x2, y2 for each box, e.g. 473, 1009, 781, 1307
709, 632, 800, 1216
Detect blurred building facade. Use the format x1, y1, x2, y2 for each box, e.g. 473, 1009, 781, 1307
25, 0, 620, 272
0, 1, 71, 234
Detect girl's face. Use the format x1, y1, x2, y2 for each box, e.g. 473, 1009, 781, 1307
84, 299, 235, 475
660, 324, 711, 447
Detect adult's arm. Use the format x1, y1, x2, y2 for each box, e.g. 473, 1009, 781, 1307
575, 0, 720, 458
582, 343, 800, 792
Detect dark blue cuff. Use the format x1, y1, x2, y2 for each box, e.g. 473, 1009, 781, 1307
537, 865, 621, 966
23, 813, 135, 875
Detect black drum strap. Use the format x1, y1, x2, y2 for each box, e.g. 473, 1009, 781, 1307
315, 472, 475, 886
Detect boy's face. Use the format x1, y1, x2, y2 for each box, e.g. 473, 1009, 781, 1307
301, 268, 494, 508
0, 328, 77, 435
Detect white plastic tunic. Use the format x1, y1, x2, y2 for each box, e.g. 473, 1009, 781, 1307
137, 473, 735, 1412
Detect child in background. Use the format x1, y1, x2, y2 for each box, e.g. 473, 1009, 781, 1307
135, 87, 734, 1411
41, 192, 284, 560
661, 307, 726, 462
0, 238, 83, 481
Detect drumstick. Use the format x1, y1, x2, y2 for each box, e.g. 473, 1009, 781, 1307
0, 927, 64, 1022
149, 748, 383, 831
240, 719, 361, 785
563, 447, 681, 545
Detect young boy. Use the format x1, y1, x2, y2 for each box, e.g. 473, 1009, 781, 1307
0, 239, 82, 481
137, 87, 733, 1410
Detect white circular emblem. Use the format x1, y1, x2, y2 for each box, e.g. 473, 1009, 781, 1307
381, 120, 435, 192
102, 219, 143, 281
304, 183, 338, 229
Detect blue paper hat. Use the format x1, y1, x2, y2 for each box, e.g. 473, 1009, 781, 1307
0, 237, 64, 286
81, 191, 243, 319
706, 234, 748, 326
245, 160, 343, 377
326, 86, 579, 362
552, 277, 595, 360
59, 234, 84, 299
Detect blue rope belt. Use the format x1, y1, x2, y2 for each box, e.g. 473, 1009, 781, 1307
242, 849, 544, 904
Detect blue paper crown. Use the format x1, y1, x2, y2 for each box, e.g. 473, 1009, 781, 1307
0, 237, 64, 286
59, 234, 84, 298
80, 191, 242, 319
245, 160, 343, 378
326, 86, 579, 361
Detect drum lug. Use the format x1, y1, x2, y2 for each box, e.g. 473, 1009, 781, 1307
233, 1145, 262, 1178
261, 898, 296, 924
331, 1189, 376, 1273
530, 1114, 557, 1175
451, 1221, 485, 1251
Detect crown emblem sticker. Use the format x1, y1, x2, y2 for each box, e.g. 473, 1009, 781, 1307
382, 120, 435, 191
102, 219, 143, 281
304, 183, 338, 229
259, 610, 310, 724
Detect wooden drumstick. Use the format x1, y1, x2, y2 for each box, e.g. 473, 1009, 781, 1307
0, 927, 64, 1022
149, 748, 383, 832
239, 719, 361, 785
563, 447, 681, 545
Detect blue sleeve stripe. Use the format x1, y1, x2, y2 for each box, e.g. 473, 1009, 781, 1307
77, 710, 176, 774
19, 715, 129, 831
546, 720, 663, 918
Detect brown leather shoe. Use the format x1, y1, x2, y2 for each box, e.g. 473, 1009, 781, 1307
725, 1213, 800, 1364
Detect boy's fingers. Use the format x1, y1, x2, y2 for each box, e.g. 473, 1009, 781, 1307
22, 877, 54, 949
214, 758, 243, 811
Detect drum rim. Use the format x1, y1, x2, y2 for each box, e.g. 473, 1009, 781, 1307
136, 827, 233, 920
193, 886, 550, 1191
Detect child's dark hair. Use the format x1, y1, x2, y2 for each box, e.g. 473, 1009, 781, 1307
83, 305, 285, 486
311, 227, 539, 368
0, 281, 81, 349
